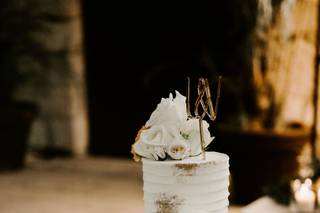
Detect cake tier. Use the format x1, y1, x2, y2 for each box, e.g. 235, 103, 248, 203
142, 151, 230, 213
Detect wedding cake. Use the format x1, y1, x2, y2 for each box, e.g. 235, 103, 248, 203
132, 90, 230, 213
142, 152, 229, 213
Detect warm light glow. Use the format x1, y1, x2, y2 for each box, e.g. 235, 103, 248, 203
293, 179, 315, 212
317, 187, 320, 207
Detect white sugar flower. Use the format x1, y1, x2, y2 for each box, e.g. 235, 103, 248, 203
139, 125, 172, 146
146, 91, 187, 127
167, 137, 190, 160
132, 91, 214, 161
133, 125, 171, 160
180, 118, 214, 156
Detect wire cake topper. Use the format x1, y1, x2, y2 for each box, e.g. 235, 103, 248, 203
186, 76, 222, 160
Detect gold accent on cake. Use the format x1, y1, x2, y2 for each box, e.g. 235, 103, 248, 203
155, 193, 184, 213
175, 163, 198, 171
174, 163, 199, 176
131, 126, 150, 162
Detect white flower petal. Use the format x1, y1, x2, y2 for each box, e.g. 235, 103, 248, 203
139, 125, 169, 146
181, 118, 214, 156
146, 91, 188, 127
154, 146, 166, 159
132, 141, 154, 160
151, 152, 159, 161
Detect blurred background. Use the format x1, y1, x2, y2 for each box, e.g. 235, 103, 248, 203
0, 0, 320, 212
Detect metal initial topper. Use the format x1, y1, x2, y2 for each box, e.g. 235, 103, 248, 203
186, 77, 222, 160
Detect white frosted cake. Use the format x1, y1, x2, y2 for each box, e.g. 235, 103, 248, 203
132, 90, 230, 213
142, 152, 229, 213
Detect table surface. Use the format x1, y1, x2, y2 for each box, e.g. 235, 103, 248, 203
0, 156, 242, 213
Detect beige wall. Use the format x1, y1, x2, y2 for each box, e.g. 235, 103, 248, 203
254, 0, 320, 153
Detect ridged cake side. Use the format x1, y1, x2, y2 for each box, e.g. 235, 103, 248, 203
142, 152, 230, 213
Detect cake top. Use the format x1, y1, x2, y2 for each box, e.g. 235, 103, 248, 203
132, 77, 222, 162
131, 91, 214, 162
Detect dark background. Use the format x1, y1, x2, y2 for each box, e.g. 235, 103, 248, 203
82, 2, 258, 156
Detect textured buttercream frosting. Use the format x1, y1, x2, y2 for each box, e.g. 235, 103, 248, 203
142, 151, 230, 213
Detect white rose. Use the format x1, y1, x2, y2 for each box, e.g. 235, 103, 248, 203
146, 91, 187, 127
132, 138, 155, 160
133, 142, 166, 161
132, 90, 215, 161
180, 118, 214, 156
167, 137, 190, 160
139, 125, 172, 146
133, 125, 173, 160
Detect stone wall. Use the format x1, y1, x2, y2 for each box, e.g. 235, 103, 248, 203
16, 0, 88, 156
